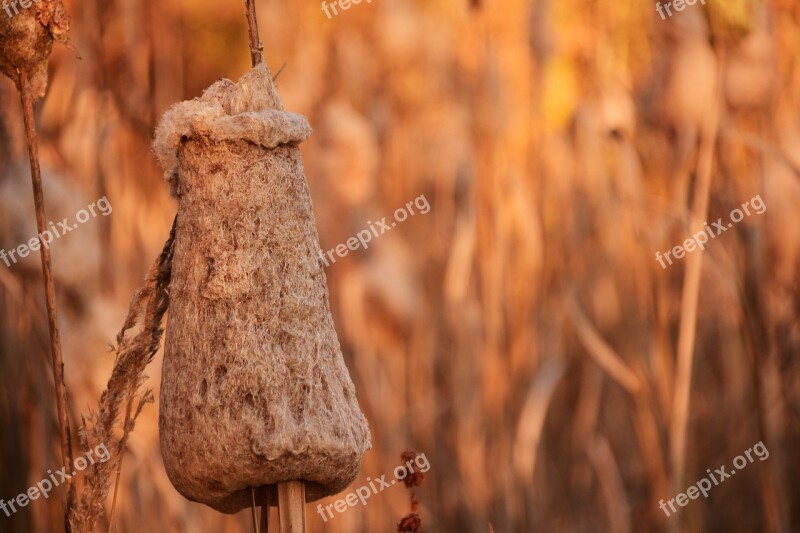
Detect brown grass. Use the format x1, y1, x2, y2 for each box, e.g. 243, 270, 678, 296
69, 220, 174, 533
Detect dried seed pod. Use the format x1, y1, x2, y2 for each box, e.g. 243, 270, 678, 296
0, 0, 71, 98
153, 64, 371, 513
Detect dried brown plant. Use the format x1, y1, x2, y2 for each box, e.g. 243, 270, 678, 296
397, 451, 425, 533
69, 219, 175, 533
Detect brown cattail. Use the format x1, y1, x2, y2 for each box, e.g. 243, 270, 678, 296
153, 63, 371, 513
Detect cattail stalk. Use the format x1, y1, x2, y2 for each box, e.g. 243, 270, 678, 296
18, 68, 76, 530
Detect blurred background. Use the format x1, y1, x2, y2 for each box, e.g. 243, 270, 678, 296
1, 0, 799, 531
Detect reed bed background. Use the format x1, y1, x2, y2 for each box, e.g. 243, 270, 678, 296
0, 0, 798, 531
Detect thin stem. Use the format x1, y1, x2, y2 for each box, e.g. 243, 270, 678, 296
108, 394, 134, 533
262, 490, 270, 533
272, 62, 287, 82
670, 48, 725, 493
251, 487, 260, 533
17, 69, 76, 530
277, 481, 306, 533
245, 0, 263, 67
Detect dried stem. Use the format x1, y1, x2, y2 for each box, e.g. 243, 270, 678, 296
107, 394, 134, 532
262, 492, 270, 533
245, 0, 263, 67
272, 62, 287, 82
277, 482, 306, 533
569, 297, 641, 395
669, 48, 725, 491
70, 218, 176, 532
17, 68, 76, 529
251, 487, 259, 533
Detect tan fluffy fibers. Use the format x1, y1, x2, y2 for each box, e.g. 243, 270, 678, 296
153, 63, 371, 513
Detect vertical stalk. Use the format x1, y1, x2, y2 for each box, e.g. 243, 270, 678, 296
245, 0, 263, 67
17, 69, 75, 529
277, 482, 306, 533
262, 492, 270, 533
669, 48, 725, 494
251, 487, 260, 533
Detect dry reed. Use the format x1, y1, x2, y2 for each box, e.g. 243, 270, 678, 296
69, 220, 175, 532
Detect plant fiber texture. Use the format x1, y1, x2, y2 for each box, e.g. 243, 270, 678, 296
153, 63, 371, 513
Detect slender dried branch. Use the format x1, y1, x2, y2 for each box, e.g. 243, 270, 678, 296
245, 0, 263, 67
670, 48, 725, 492
251, 487, 260, 533
18, 68, 76, 527
569, 297, 641, 395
